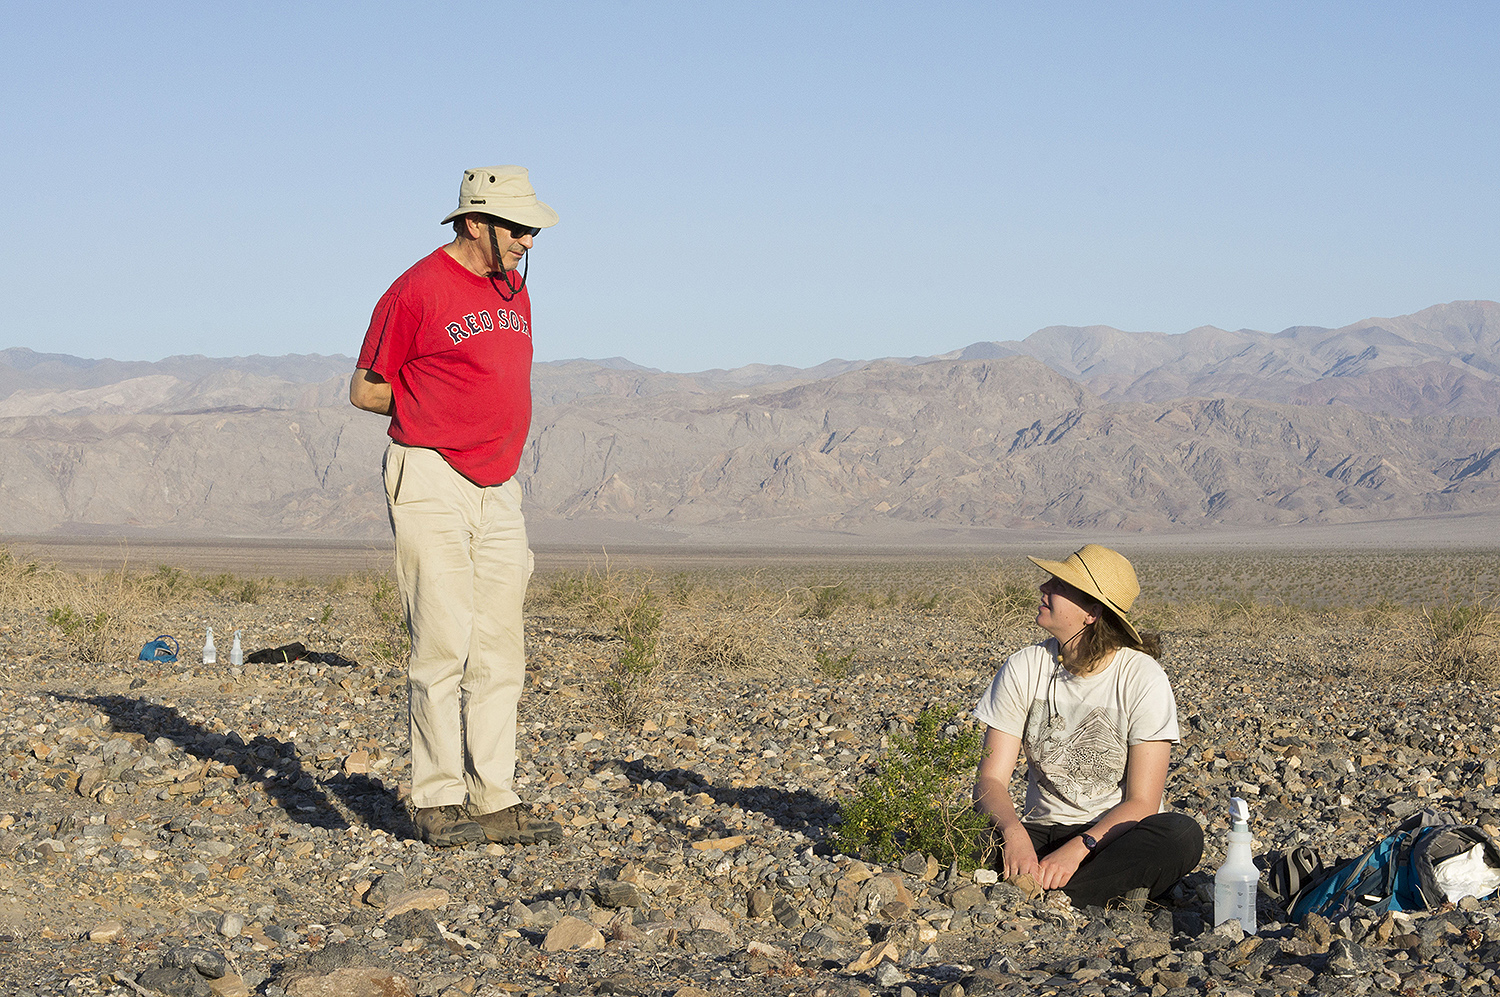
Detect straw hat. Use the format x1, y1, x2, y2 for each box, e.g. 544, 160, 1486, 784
1027, 544, 1141, 644
440, 165, 559, 228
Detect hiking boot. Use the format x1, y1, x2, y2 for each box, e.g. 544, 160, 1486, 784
470, 804, 563, 845
1122, 887, 1151, 913
412, 805, 486, 847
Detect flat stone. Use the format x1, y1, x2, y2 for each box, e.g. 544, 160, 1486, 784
542, 915, 605, 952
378, 888, 450, 919
165, 947, 229, 980
136, 965, 213, 997
847, 940, 900, 973
597, 879, 643, 908
88, 919, 124, 942
365, 872, 406, 907
283, 968, 415, 997
206, 974, 252, 997
1126, 939, 1171, 961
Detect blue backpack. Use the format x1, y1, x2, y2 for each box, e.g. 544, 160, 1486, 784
138, 635, 179, 663
1286, 809, 1500, 920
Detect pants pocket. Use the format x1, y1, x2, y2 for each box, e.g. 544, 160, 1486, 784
383, 443, 408, 506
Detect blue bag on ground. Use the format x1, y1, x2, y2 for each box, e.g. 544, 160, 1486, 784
138, 635, 179, 663
1289, 809, 1500, 920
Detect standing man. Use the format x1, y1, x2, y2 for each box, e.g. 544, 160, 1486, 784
350, 165, 563, 848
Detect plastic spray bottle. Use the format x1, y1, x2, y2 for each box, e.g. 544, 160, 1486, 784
1214, 796, 1258, 933
202, 627, 217, 665
230, 630, 243, 667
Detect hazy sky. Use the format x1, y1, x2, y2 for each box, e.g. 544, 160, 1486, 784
3, 2, 1495, 371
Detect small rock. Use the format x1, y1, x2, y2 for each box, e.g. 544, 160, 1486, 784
206, 974, 252, 997
1212, 918, 1245, 942
772, 896, 802, 929
283, 968, 415, 997
746, 888, 772, 918
947, 884, 986, 911
596, 879, 643, 908
365, 872, 407, 907
136, 965, 213, 997
383, 909, 442, 943
217, 912, 246, 938
873, 961, 908, 986
847, 940, 900, 973
165, 947, 229, 980
1125, 939, 1170, 961
379, 888, 450, 919
88, 919, 124, 942
542, 915, 605, 952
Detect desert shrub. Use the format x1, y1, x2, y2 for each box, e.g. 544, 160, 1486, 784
1416, 600, 1499, 682
365, 573, 410, 672
47, 605, 115, 663
148, 565, 193, 598
602, 587, 663, 725
234, 578, 268, 604
803, 583, 847, 619
43, 568, 147, 663
0, 546, 53, 608
834, 705, 991, 870
815, 648, 856, 679
671, 616, 812, 675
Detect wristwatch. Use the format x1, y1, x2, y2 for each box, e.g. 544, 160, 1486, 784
1081, 832, 1100, 852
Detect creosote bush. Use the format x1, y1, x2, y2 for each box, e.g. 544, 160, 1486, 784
47, 605, 116, 664
834, 705, 991, 870
1416, 600, 1499, 682
603, 586, 664, 725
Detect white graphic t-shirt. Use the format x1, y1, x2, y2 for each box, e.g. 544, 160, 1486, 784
974, 641, 1180, 826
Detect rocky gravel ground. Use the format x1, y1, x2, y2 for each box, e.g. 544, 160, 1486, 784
1, 563, 1499, 997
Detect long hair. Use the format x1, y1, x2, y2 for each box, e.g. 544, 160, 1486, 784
1074, 604, 1161, 667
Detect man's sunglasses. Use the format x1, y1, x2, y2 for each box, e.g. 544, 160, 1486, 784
490, 217, 540, 239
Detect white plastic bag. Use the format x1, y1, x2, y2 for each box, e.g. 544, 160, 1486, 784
1432, 843, 1500, 903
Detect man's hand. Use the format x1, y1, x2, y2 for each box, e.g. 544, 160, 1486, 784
350, 367, 393, 415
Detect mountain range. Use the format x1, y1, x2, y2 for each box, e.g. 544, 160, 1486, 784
0, 300, 1495, 542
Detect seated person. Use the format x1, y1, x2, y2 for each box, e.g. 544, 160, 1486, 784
973, 544, 1203, 907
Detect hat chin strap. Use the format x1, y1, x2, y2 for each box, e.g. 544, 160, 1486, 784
486, 222, 527, 302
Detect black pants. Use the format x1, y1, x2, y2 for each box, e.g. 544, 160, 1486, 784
1026, 812, 1204, 909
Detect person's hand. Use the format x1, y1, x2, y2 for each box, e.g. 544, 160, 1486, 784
1001, 824, 1040, 881
1036, 838, 1086, 890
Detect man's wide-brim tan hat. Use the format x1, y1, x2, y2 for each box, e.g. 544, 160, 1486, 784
1028, 544, 1142, 644
440, 165, 559, 228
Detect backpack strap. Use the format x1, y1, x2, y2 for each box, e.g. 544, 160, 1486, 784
1266, 845, 1324, 907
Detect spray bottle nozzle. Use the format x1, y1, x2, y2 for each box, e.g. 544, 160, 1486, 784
1230, 796, 1250, 830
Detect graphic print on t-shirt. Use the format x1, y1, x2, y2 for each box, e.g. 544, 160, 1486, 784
1025, 701, 1128, 810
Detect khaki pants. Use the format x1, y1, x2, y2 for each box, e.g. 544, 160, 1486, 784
383, 442, 532, 813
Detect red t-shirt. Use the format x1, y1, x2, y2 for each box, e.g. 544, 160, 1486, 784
358, 248, 534, 487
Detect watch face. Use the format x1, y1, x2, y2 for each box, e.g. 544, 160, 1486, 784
1082, 833, 1098, 851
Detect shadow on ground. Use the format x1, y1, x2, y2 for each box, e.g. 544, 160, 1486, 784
57, 693, 416, 839
614, 759, 839, 843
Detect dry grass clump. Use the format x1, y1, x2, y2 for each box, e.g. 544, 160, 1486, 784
666, 613, 815, 676
329, 571, 410, 674
0, 548, 152, 663
1413, 600, 1500, 682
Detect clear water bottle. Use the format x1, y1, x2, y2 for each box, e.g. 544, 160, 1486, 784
1214, 796, 1258, 933
230, 630, 243, 667
202, 627, 217, 665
